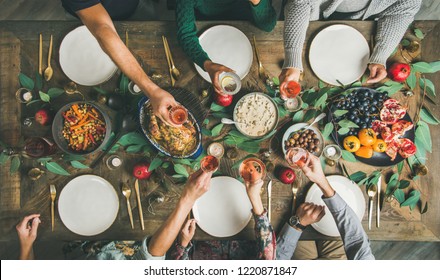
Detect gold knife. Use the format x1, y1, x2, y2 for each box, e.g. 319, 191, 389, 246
162, 36, 175, 86
267, 179, 272, 222
134, 179, 145, 231
39, 33, 43, 75
376, 175, 382, 228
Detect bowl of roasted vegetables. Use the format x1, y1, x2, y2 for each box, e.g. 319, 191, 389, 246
52, 102, 112, 155
138, 97, 202, 159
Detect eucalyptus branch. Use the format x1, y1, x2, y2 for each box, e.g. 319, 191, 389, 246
414, 75, 427, 124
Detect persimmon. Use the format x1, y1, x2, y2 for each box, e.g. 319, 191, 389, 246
355, 146, 374, 158
343, 136, 361, 152
372, 139, 387, 153
358, 128, 377, 146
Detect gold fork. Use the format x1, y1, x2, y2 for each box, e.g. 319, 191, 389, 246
50, 184, 56, 231
291, 183, 298, 216
252, 36, 270, 82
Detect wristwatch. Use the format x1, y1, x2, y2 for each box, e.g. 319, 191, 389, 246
288, 215, 307, 231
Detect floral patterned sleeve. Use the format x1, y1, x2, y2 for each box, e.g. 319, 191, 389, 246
253, 209, 276, 260
169, 241, 193, 260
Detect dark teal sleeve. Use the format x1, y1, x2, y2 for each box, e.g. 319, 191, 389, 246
250, 0, 277, 32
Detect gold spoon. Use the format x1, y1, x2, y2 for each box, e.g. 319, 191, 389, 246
121, 183, 134, 229
367, 185, 377, 230
44, 35, 53, 81
163, 36, 181, 81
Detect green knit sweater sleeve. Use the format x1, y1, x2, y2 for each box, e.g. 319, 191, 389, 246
250, 0, 277, 32
176, 0, 211, 69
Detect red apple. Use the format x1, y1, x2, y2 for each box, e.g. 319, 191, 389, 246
278, 167, 296, 184
387, 63, 411, 82
214, 92, 233, 107
133, 162, 152, 180
35, 108, 52, 126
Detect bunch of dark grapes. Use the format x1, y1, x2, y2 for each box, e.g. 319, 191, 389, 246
333, 89, 389, 135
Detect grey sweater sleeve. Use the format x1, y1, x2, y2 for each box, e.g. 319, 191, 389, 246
322, 193, 375, 260
275, 222, 303, 260
369, 0, 422, 66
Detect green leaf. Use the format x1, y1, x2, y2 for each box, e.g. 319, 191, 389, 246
397, 161, 404, 175
303, 109, 317, 123
421, 202, 428, 214
174, 158, 192, 166
322, 123, 334, 139
149, 157, 163, 172
211, 123, 224, 137
341, 150, 356, 162
278, 105, 288, 118
18, 73, 34, 90
126, 144, 144, 153
318, 80, 326, 89
412, 62, 432, 73
45, 161, 70, 176
161, 162, 170, 169
35, 72, 43, 90
93, 86, 110, 95
406, 68, 417, 89
429, 61, 440, 73
10, 156, 20, 173
203, 119, 209, 125
401, 190, 421, 207
350, 81, 362, 87
333, 110, 349, 117
201, 128, 212, 136
420, 107, 440, 125
174, 163, 189, 177
349, 171, 367, 183
257, 129, 277, 142
37, 157, 52, 163
210, 103, 227, 112
39, 91, 50, 102
419, 78, 435, 98
394, 189, 405, 204
0, 152, 9, 165
47, 88, 65, 98
118, 132, 148, 147
272, 77, 280, 86
415, 121, 432, 153
70, 160, 89, 169
314, 93, 328, 109
401, 39, 410, 47
292, 111, 304, 123
211, 112, 230, 119
338, 119, 359, 128
414, 28, 424, 39
228, 130, 250, 140
376, 81, 404, 95
398, 180, 410, 189
119, 73, 129, 94
386, 173, 399, 195
338, 127, 350, 135
237, 141, 261, 153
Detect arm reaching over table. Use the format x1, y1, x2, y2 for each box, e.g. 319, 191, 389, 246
249, 0, 277, 32
169, 219, 197, 260
75, 4, 178, 126
16, 214, 41, 260
146, 170, 212, 258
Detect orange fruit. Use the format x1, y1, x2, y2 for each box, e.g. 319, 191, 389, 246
343, 136, 361, 152
355, 146, 374, 158
358, 128, 377, 146
372, 139, 387, 153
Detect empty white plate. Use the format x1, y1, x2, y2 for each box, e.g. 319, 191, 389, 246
192, 176, 252, 238
195, 25, 253, 83
305, 175, 365, 237
58, 175, 119, 236
59, 25, 118, 86
309, 24, 370, 86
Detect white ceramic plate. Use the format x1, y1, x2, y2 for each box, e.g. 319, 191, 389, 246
282, 123, 324, 156
195, 25, 253, 82
58, 175, 119, 236
309, 24, 370, 86
192, 176, 252, 237
59, 25, 118, 86
305, 175, 365, 237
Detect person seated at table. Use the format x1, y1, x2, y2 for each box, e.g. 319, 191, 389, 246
279, 0, 422, 85
176, 0, 277, 95
168, 180, 275, 260
16, 214, 41, 260
60, 0, 179, 126
276, 154, 375, 260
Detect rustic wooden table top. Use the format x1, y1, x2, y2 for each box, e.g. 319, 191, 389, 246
0, 20, 439, 243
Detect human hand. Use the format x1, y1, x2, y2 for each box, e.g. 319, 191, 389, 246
245, 180, 265, 216
204, 61, 234, 95
16, 214, 41, 260
279, 68, 301, 85
181, 169, 212, 203
249, 0, 261, 5
366, 63, 387, 84
301, 154, 335, 197
296, 202, 325, 226
148, 87, 180, 127
178, 219, 197, 247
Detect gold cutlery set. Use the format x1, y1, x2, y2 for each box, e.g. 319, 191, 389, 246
39, 33, 54, 81
367, 175, 382, 230
122, 179, 145, 230
162, 36, 181, 86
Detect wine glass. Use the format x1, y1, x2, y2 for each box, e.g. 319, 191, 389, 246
239, 158, 266, 184
201, 155, 220, 173
285, 147, 309, 169
169, 105, 188, 125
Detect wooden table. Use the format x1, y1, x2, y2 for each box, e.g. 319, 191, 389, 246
0, 20, 439, 243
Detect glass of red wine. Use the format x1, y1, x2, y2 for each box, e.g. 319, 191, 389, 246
285, 147, 309, 169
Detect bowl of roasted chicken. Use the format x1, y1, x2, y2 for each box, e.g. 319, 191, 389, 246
138, 97, 202, 159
